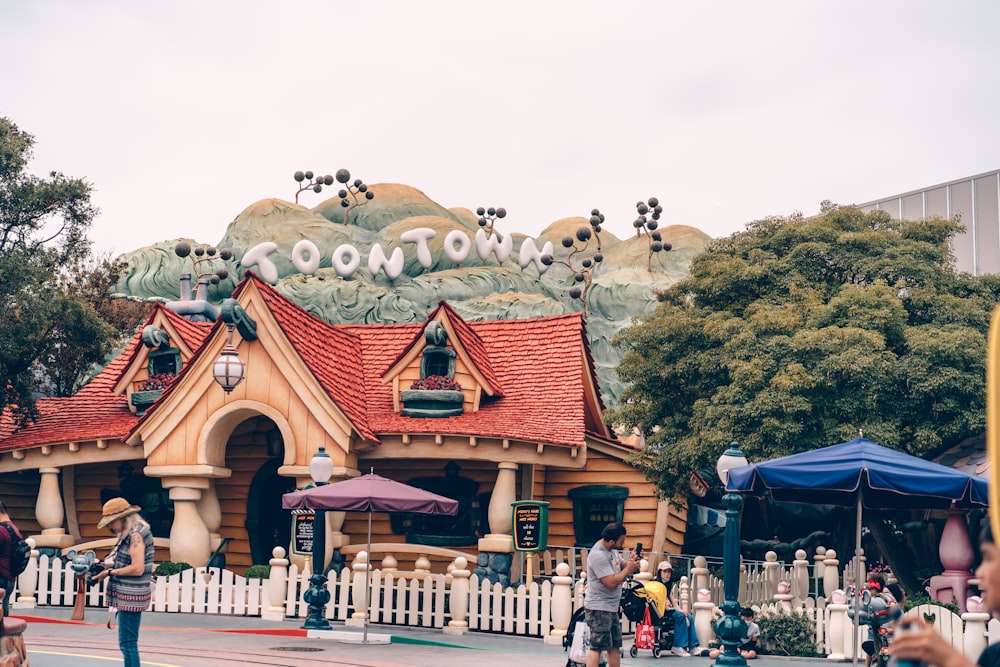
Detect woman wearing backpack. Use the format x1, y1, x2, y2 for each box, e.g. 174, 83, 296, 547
90, 498, 155, 667
0, 497, 24, 618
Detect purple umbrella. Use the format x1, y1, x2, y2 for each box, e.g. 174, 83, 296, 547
282, 472, 459, 639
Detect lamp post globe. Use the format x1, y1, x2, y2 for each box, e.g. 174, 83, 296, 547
302, 446, 333, 630
715, 442, 748, 667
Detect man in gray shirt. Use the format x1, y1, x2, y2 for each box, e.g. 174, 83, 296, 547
585, 523, 640, 667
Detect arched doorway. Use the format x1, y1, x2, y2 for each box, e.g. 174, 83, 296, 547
246, 457, 296, 565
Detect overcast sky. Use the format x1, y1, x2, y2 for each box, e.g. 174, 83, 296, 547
3, 1, 999, 257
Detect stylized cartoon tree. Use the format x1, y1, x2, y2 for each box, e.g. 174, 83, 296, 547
174, 242, 233, 285
540, 209, 605, 317
633, 197, 672, 271
293, 171, 334, 203
475, 206, 507, 237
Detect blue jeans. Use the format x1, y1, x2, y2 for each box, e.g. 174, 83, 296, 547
670, 610, 698, 649
118, 610, 142, 667
0, 576, 13, 618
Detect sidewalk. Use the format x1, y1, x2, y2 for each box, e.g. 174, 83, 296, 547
14, 605, 843, 667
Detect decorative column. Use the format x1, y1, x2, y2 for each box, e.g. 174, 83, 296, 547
196, 480, 223, 557
545, 562, 573, 645
477, 461, 517, 587
34, 468, 72, 549
690, 556, 710, 595
444, 556, 471, 636
165, 484, 212, 568
929, 508, 975, 612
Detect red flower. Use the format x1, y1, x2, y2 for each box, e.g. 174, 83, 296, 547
410, 375, 461, 391
138, 372, 177, 392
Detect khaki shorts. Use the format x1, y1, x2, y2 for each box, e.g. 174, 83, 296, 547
585, 609, 622, 651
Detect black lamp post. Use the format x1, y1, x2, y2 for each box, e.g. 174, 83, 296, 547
301, 446, 333, 630
715, 442, 749, 667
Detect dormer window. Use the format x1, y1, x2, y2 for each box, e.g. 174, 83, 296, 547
420, 321, 455, 379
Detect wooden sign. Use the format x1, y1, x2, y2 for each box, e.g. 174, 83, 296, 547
511, 500, 549, 552
291, 509, 315, 556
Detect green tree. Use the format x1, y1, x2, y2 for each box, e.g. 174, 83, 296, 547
610, 205, 1000, 493
609, 206, 1000, 594
0, 117, 115, 421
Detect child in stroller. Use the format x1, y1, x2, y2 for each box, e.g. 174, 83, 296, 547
620, 580, 676, 658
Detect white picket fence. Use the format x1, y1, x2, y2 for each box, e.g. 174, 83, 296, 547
12, 544, 1000, 657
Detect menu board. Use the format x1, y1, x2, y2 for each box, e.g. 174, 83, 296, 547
512, 501, 549, 552
291, 509, 315, 556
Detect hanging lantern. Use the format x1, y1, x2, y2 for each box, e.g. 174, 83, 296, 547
212, 325, 245, 393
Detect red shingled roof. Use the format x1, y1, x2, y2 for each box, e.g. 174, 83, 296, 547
250, 276, 377, 443
1, 274, 613, 453
0, 304, 214, 452
343, 312, 593, 447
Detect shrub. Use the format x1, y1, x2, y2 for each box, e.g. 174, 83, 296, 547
245, 564, 270, 579
154, 561, 193, 576
410, 375, 461, 391
903, 592, 960, 616
757, 611, 817, 657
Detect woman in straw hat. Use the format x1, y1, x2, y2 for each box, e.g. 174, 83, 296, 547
90, 497, 155, 667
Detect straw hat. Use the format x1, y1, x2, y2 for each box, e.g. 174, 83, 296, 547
97, 497, 141, 529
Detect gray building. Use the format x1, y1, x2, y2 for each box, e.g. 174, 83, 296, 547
857, 169, 1000, 275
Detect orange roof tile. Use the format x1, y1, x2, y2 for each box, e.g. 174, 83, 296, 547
343, 312, 594, 447
249, 276, 378, 443
2, 274, 615, 453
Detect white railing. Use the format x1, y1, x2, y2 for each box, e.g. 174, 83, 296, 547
11, 540, 999, 657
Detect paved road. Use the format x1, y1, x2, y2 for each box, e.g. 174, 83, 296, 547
15, 607, 839, 667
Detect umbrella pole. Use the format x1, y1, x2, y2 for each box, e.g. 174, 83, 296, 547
852, 494, 862, 667
364, 508, 372, 644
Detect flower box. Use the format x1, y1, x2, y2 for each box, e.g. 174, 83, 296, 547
400, 389, 464, 418
131, 389, 163, 416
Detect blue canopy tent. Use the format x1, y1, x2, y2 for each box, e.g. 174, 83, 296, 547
726, 437, 989, 664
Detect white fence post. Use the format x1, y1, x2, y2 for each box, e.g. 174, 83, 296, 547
963, 607, 990, 658
545, 562, 573, 645
445, 557, 470, 635
826, 592, 848, 660
262, 546, 288, 621
823, 550, 840, 599
346, 551, 370, 627
693, 587, 714, 652
14, 538, 38, 608
791, 549, 810, 600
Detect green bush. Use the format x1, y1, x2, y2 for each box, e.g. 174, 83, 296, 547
154, 561, 193, 576
903, 593, 960, 616
244, 564, 270, 579
757, 611, 818, 657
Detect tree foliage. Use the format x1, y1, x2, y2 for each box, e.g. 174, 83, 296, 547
0, 117, 124, 423
608, 206, 1000, 499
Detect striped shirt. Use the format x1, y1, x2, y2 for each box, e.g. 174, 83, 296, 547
108, 525, 154, 612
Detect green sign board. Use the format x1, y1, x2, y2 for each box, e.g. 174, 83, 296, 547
511, 500, 550, 552
291, 509, 315, 556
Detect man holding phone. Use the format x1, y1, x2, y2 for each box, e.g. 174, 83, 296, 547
585, 523, 640, 667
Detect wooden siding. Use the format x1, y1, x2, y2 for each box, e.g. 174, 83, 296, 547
539, 449, 679, 553
0, 470, 42, 534
396, 353, 480, 412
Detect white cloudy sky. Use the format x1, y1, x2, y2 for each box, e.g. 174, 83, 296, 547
3, 1, 999, 256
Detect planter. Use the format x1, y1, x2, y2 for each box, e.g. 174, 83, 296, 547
131, 389, 163, 416
400, 389, 464, 418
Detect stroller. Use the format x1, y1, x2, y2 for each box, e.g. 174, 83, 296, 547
563, 580, 676, 665
620, 580, 675, 658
